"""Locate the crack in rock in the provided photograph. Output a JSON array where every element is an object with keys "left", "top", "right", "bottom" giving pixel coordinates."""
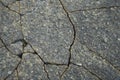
[{"left": 0, "top": 0, "right": 120, "bottom": 80}]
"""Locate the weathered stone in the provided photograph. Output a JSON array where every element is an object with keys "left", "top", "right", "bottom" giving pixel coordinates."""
[{"left": 0, "top": 0, "right": 120, "bottom": 80}]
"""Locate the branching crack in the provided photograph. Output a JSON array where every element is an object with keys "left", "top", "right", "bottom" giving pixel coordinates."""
[
  {"left": 1, "top": 0, "right": 120, "bottom": 80},
  {"left": 18, "top": 1, "right": 51, "bottom": 79},
  {"left": 27, "top": 42, "right": 51, "bottom": 80},
  {"left": 1, "top": 1, "right": 50, "bottom": 79}
]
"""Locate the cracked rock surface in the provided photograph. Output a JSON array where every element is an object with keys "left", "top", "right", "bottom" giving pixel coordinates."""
[{"left": 0, "top": 0, "right": 120, "bottom": 80}]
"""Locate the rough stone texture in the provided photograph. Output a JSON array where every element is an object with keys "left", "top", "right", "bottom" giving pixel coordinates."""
[{"left": 0, "top": 0, "right": 120, "bottom": 80}]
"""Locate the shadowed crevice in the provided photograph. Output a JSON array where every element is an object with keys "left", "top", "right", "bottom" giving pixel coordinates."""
[{"left": 58, "top": 0, "right": 77, "bottom": 79}]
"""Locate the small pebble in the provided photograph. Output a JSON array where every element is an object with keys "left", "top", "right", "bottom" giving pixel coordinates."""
[
  {"left": 77, "top": 63, "right": 82, "bottom": 66},
  {"left": 8, "top": 71, "right": 12, "bottom": 74},
  {"left": 118, "top": 38, "right": 120, "bottom": 41}
]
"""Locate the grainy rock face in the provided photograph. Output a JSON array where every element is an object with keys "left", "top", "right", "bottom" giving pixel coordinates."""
[{"left": 0, "top": 0, "right": 120, "bottom": 80}]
